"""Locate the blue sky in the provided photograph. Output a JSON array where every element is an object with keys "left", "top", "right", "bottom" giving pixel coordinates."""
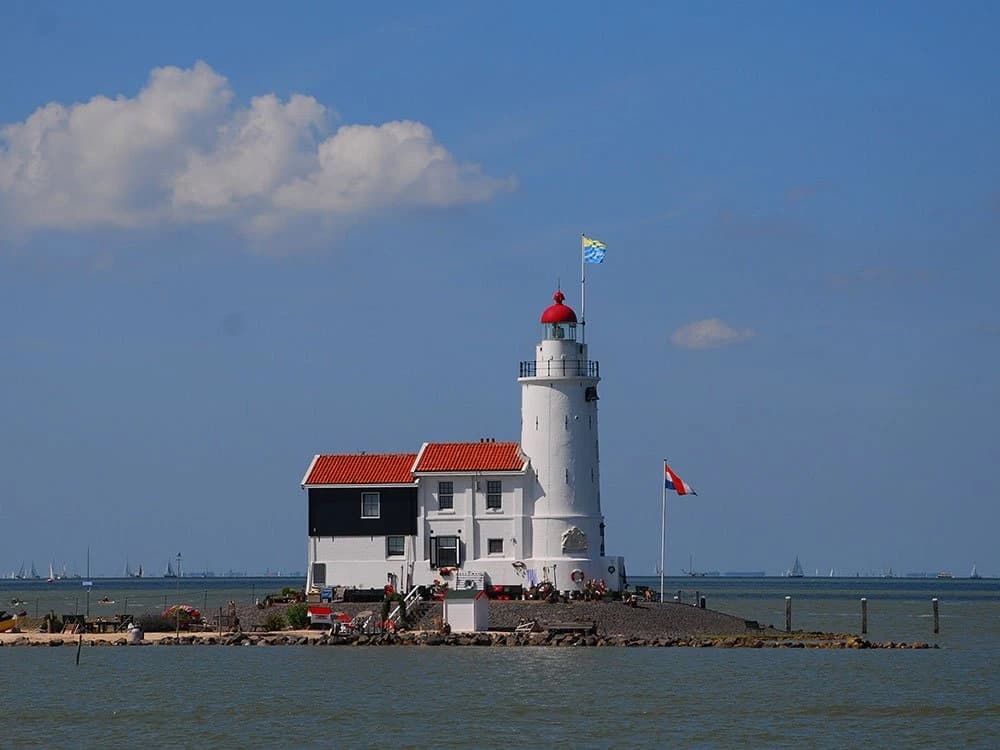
[{"left": 2, "top": 2, "right": 998, "bottom": 577}]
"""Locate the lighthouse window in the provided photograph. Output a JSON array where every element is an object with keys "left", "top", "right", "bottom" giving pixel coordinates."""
[
  {"left": 486, "top": 481, "right": 502, "bottom": 509},
  {"left": 437, "top": 481, "right": 454, "bottom": 510},
  {"left": 361, "top": 492, "right": 380, "bottom": 519}
]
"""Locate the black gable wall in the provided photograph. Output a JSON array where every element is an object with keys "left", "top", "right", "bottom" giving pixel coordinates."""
[{"left": 308, "top": 487, "right": 418, "bottom": 537}]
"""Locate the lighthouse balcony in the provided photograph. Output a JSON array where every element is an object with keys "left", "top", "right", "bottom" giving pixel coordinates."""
[{"left": 519, "top": 360, "right": 599, "bottom": 378}]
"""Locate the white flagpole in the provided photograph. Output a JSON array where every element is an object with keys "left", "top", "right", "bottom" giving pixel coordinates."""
[
  {"left": 580, "top": 234, "right": 586, "bottom": 343},
  {"left": 660, "top": 458, "right": 667, "bottom": 603}
]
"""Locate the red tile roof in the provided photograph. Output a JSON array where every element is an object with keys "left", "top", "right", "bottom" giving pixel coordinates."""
[
  {"left": 414, "top": 442, "right": 525, "bottom": 473},
  {"left": 303, "top": 454, "right": 417, "bottom": 485}
]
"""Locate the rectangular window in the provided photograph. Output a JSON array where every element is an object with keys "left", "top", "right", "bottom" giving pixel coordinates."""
[
  {"left": 312, "top": 562, "right": 326, "bottom": 586},
  {"left": 487, "top": 538, "right": 504, "bottom": 555},
  {"left": 486, "top": 480, "right": 502, "bottom": 510},
  {"left": 386, "top": 535, "right": 405, "bottom": 557},
  {"left": 361, "top": 492, "right": 380, "bottom": 518},
  {"left": 438, "top": 481, "right": 454, "bottom": 510},
  {"left": 433, "top": 536, "right": 460, "bottom": 568}
]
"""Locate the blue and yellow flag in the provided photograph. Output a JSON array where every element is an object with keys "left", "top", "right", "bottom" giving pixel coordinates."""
[{"left": 582, "top": 235, "right": 607, "bottom": 264}]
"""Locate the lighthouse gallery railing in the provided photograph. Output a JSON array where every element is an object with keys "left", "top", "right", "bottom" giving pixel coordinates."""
[{"left": 519, "top": 360, "right": 599, "bottom": 378}]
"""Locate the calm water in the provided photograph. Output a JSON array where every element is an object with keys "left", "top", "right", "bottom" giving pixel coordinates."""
[{"left": 3, "top": 577, "right": 998, "bottom": 748}]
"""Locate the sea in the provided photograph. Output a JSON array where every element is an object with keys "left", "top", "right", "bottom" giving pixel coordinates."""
[{"left": 2, "top": 576, "right": 997, "bottom": 748}]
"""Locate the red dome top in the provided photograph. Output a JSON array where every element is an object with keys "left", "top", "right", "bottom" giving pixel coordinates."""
[{"left": 540, "top": 290, "right": 578, "bottom": 324}]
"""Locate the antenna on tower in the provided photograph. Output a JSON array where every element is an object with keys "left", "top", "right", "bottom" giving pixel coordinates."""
[{"left": 556, "top": 276, "right": 561, "bottom": 291}]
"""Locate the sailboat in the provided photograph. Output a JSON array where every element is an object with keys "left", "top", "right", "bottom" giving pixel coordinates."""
[
  {"left": 970, "top": 563, "right": 982, "bottom": 580},
  {"left": 787, "top": 556, "right": 804, "bottom": 578},
  {"left": 47, "top": 563, "right": 55, "bottom": 583},
  {"left": 164, "top": 560, "right": 177, "bottom": 578},
  {"left": 29, "top": 562, "right": 40, "bottom": 580},
  {"left": 134, "top": 563, "right": 143, "bottom": 578},
  {"left": 124, "top": 559, "right": 133, "bottom": 578},
  {"left": 15, "top": 562, "right": 25, "bottom": 580},
  {"left": 681, "top": 554, "right": 707, "bottom": 577}
]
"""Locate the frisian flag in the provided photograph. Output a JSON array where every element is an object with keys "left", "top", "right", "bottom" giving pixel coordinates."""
[{"left": 664, "top": 463, "right": 697, "bottom": 496}]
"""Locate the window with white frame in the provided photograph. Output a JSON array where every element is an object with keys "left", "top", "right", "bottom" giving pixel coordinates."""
[
  {"left": 432, "top": 536, "right": 460, "bottom": 568},
  {"left": 361, "top": 492, "right": 380, "bottom": 518},
  {"left": 486, "top": 480, "right": 502, "bottom": 510},
  {"left": 438, "top": 481, "right": 454, "bottom": 510},
  {"left": 386, "top": 535, "right": 405, "bottom": 557},
  {"left": 487, "top": 538, "right": 504, "bottom": 555}
]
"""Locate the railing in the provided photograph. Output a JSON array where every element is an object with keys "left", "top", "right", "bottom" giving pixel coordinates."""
[
  {"left": 519, "top": 360, "right": 599, "bottom": 378},
  {"left": 386, "top": 585, "right": 425, "bottom": 627}
]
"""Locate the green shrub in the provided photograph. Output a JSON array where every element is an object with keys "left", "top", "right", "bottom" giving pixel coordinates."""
[
  {"left": 263, "top": 612, "right": 287, "bottom": 631},
  {"left": 138, "top": 613, "right": 176, "bottom": 632},
  {"left": 286, "top": 603, "right": 309, "bottom": 629}
]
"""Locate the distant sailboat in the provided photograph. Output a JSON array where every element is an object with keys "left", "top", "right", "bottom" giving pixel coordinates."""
[
  {"left": 970, "top": 563, "right": 981, "bottom": 580},
  {"left": 164, "top": 560, "right": 177, "bottom": 578},
  {"left": 47, "top": 562, "right": 55, "bottom": 583},
  {"left": 29, "top": 561, "right": 40, "bottom": 580},
  {"left": 830, "top": 568, "right": 835, "bottom": 577},
  {"left": 124, "top": 559, "right": 133, "bottom": 578},
  {"left": 787, "top": 557, "right": 804, "bottom": 578},
  {"left": 134, "top": 563, "right": 143, "bottom": 578}
]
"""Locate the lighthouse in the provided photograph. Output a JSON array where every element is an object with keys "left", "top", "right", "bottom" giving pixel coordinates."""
[
  {"left": 518, "top": 290, "right": 622, "bottom": 589},
  {"left": 300, "top": 287, "right": 624, "bottom": 594}
]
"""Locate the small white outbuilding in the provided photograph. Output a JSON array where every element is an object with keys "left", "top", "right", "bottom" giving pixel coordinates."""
[{"left": 442, "top": 589, "right": 489, "bottom": 633}]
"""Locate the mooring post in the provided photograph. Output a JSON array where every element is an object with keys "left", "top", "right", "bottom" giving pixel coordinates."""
[
  {"left": 75, "top": 631, "right": 83, "bottom": 666},
  {"left": 861, "top": 598, "right": 868, "bottom": 634},
  {"left": 699, "top": 596, "right": 706, "bottom": 609},
  {"left": 932, "top": 598, "right": 939, "bottom": 634},
  {"left": 677, "top": 589, "right": 682, "bottom": 604},
  {"left": 785, "top": 596, "right": 792, "bottom": 632}
]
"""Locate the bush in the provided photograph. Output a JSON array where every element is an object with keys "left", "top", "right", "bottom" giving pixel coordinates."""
[
  {"left": 286, "top": 603, "right": 309, "bottom": 629},
  {"left": 138, "top": 613, "right": 176, "bottom": 632},
  {"left": 263, "top": 612, "right": 287, "bottom": 631}
]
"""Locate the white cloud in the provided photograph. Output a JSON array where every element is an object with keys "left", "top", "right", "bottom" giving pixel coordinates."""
[
  {"left": 0, "top": 61, "right": 513, "bottom": 238},
  {"left": 671, "top": 318, "right": 755, "bottom": 350}
]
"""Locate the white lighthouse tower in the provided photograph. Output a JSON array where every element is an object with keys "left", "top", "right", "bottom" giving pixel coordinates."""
[{"left": 519, "top": 290, "right": 624, "bottom": 590}]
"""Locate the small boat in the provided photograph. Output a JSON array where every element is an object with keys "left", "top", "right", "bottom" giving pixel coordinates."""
[
  {"left": 164, "top": 560, "right": 177, "bottom": 578},
  {"left": 936, "top": 571, "right": 953, "bottom": 579},
  {"left": 970, "top": 564, "right": 981, "bottom": 580},
  {"left": 98, "top": 596, "right": 116, "bottom": 605},
  {"left": 134, "top": 564, "right": 143, "bottom": 578},
  {"left": 787, "top": 556, "right": 804, "bottom": 578},
  {"left": 46, "top": 562, "right": 55, "bottom": 583}
]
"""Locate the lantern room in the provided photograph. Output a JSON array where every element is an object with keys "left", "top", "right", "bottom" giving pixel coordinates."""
[{"left": 539, "top": 290, "right": 578, "bottom": 341}]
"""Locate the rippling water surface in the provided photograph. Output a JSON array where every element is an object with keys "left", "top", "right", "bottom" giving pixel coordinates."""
[{"left": 3, "top": 577, "right": 998, "bottom": 748}]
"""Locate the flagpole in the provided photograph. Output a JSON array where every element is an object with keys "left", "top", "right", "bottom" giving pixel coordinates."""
[
  {"left": 660, "top": 458, "right": 667, "bottom": 603},
  {"left": 580, "top": 234, "right": 586, "bottom": 343}
]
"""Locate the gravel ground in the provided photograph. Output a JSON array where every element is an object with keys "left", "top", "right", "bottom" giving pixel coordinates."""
[{"left": 151, "top": 599, "right": 773, "bottom": 639}]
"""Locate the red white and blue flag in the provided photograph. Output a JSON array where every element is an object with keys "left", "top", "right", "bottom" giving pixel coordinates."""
[{"left": 664, "top": 463, "right": 696, "bottom": 496}]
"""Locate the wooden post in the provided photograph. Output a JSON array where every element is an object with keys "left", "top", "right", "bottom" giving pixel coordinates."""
[
  {"left": 785, "top": 596, "right": 792, "bottom": 632},
  {"left": 861, "top": 598, "right": 868, "bottom": 634},
  {"left": 677, "top": 589, "right": 682, "bottom": 603},
  {"left": 76, "top": 631, "right": 83, "bottom": 666},
  {"left": 932, "top": 598, "right": 939, "bottom": 634},
  {"left": 219, "top": 606, "right": 223, "bottom": 637}
]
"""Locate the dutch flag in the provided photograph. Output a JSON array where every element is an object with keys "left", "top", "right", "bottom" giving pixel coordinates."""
[{"left": 665, "top": 463, "right": 697, "bottom": 496}]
